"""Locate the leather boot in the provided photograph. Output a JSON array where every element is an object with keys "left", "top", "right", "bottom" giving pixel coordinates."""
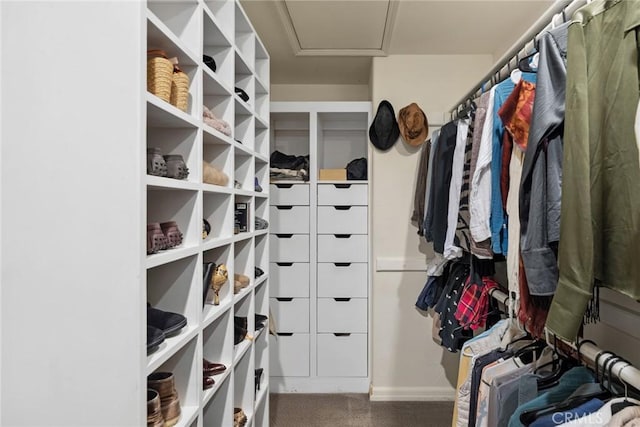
[
  {"left": 148, "top": 372, "right": 181, "bottom": 427},
  {"left": 147, "top": 389, "right": 164, "bottom": 427}
]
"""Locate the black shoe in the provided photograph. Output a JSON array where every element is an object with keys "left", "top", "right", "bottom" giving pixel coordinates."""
[
  {"left": 255, "top": 267, "right": 264, "bottom": 278},
  {"left": 147, "top": 326, "right": 165, "bottom": 354},
  {"left": 255, "top": 368, "right": 264, "bottom": 393},
  {"left": 203, "top": 262, "right": 216, "bottom": 308},
  {"left": 234, "top": 316, "right": 248, "bottom": 345},
  {"left": 255, "top": 314, "right": 268, "bottom": 330},
  {"left": 147, "top": 304, "right": 187, "bottom": 337},
  {"left": 203, "top": 55, "right": 216, "bottom": 73},
  {"left": 255, "top": 217, "right": 268, "bottom": 230}
]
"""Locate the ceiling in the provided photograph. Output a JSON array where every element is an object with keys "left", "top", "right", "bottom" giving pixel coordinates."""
[{"left": 240, "top": 0, "right": 554, "bottom": 85}]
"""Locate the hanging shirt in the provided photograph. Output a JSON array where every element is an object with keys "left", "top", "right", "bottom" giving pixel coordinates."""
[
  {"left": 470, "top": 88, "right": 496, "bottom": 244},
  {"left": 490, "top": 73, "right": 536, "bottom": 255},
  {"left": 454, "top": 110, "right": 476, "bottom": 254},
  {"left": 532, "top": 398, "right": 605, "bottom": 427},
  {"left": 557, "top": 397, "right": 640, "bottom": 426},
  {"left": 467, "top": 92, "right": 494, "bottom": 259},
  {"left": 606, "top": 403, "right": 640, "bottom": 427},
  {"left": 546, "top": 0, "right": 640, "bottom": 341},
  {"left": 444, "top": 118, "right": 470, "bottom": 259},
  {"left": 413, "top": 138, "right": 432, "bottom": 235}
]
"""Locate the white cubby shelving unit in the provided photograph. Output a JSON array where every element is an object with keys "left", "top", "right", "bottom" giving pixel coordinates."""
[
  {"left": 2, "top": 1, "right": 268, "bottom": 425},
  {"left": 268, "top": 102, "right": 372, "bottom": 393}
]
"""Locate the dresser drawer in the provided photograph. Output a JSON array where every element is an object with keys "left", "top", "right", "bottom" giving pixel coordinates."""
[
  {"left": 317, "top": 206, "right": 367, "bottom": 234},
  {"left": 317, "top": 298, "right": 367, "bottom": 333},
  {"left": 270, "top": 333, "right": 310, "bottom": 377},
  {"left": 270, "top": 262, "right": 310, "bottom": 298},
  {"left": 270, "top": 206, "right": 310, "bottom": 234},
  {"left": 317, "top": 263, "right": 367, "bottom": 298},
  {"left": 317, "top": 333, "right": 367, "bottom": 377},
  {"left": 318, "top": 184, "right": 367, "bottom": 206},
  {"left": 317, "top": 234, "right": 367, "bottom": 262},
  {"left": 270, "top": 183, "right": 310, "bottom": 206},
  {"left": 270, "top": 297, "right": 309, "bottom": 333},
  {"left": 270, "top": 234, "right": 309, "bottom": 262}
]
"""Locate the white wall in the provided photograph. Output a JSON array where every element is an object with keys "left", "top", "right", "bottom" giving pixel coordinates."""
[
  {"left": 369, "top": 54, "right": 493, "bottom": 400},
  {"left": 271, "top": 84, "right": 370, "bottom": 102}
]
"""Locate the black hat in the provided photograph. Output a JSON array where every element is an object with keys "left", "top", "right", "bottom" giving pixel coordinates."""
[{"left": 369, "top": 100, "right": 400, "bottom": 151}]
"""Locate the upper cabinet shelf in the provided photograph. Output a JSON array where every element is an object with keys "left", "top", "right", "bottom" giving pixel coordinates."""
[
  {"left": 204, "top": 0, "right": 235, "bottom": 42},
  {"left": 148, "top": 1, "right": 200, "bottom": 57},
  {"left": 147, "top": 9, "right": 199, "bottom": 66},
  {"left": 235, "top": 2, "right": 255, "bottom": 71}
]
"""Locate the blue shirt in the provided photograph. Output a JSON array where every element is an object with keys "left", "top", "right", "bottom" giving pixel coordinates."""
[
  {"left": 490, "top": 73, "right": 536, "bottom": 254},
  {"left": 529, "top": 398, "right": 604, "bottom": 427}
]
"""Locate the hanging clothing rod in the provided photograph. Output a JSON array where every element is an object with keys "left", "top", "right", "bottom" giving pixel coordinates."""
[
  {"left": 449, "top": 0, "right": 587, "bottom": 115},
  {"left": 487, "top": 287, "right": 640, "bottom": 393}
]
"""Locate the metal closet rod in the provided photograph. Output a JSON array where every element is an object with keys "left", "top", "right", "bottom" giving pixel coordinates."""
[
  {"left": 487, "top": 287, "right": 640, "bottom": 393},
  {"left": 449, "top": 0, "right": 588, "bottom": 116}
]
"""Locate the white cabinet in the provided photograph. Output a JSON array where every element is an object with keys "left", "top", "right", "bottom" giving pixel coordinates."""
[{"left": 268, "top": 102, "right": 371, "bottom": 393}]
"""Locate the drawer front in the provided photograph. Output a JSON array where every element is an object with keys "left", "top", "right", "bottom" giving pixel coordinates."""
[
  {"left": 270, "top": 298, "right": 310, "bottom": 333},
  {"left": 270, "top": 262, "right": 310, "bottom": 298},
  {"left": 270, "top": 234, "right": 309, "bottom": 262},
  {"left": 317, "top": 333, "right": 367, "bottom": 377},
  {"left": 270, "top": 333, "right": 310, "bottom": 377},
  {"left": 318, "top": 184, "right": 367, "bottom": 206},
  {"left": 317, "top": 206, "right": 367, "bottom": 234},
  {"left": 270, "top": 206, "right": 310, "bottom": 234},
  {"left": 317, "top": 234, "right": 367, "bottom": 262},
  {"left": 317, "top": 263, "right": 367, "bottom": 298},
  {"left": 317, "top": 298, "right": 367, "bottom": 333},
  {"left": 270, "top": 184, "right": 310, "bottom": 206}
]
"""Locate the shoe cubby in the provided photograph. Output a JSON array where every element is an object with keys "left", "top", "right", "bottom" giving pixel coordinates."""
[
  {"left": 147, "top": 16, "right": 200, "bottom": 119},
  {"left": 255, "top": 158, "right": 268, "bottom": 195},
  {"left": 233, "top": 347, "right": 255, "bottom": 422},
  {"left": 203, "top": 244, "right": 233, "bottom": 319},
  {"left": 255, "top": 120, "right": 269, "bottom": 159},
  {"left": 148, "top": 0, "right": 200, "bottom": 56},
  {"left": 202, "top": 311, "right": 233, "bottom": 404},
  {"left": 234, "top": 237, "right": 255, "bottom": 295},
  {"left": 254, "top": 197, "right": 268, "bottom": 233},
  {"left": 203, "top": 373, "right": 233, "bottom": 427},
  {"left": 254, "top": 394, "right": 269, "bottom": 427},
  {"left": 203, "top": 137, "right": 233, "bottom": 191},
  {"left": 235, "top": 107, "right": 255, "bottom": 150},
  {"left": 147, "top": 189, "right": 199, "bottom": 265},
  {"left": 255, "top": 82, "right": 269, "bottom": 126},
  {"left": 203, "top": 85, "right": 233, "bottom": 142},
  {"left": 254, "top": 233, "right": 268, "bottom": 278},
  {"left": 204, "top": 0, "right": 234, "bottom": 42},
  {"left": 149, "top": 336, "right": 200, "bottom": 426},
  {"left": 255, "top": 39, "right": 269, "bottom": 107},
  {"left": 234, "top": 151, "right": 254, "bottom": 192},
  {"left": 255, "top": 324, "right": 268, "bottom": 373},
  {"left": 203, "top": 7, "right": 234, "bottom": 91},
  {"left": 203, "top": 193, "right": 233, "bottom": 246},
  {"left": 235, "top": 3, "right": 255, "bottom": 71},
  {"left": 147, "top": 126, "right": 200, "bottom": 185},
  {"left": 317, "top": 112, "right": 369, "bottom": 180}
]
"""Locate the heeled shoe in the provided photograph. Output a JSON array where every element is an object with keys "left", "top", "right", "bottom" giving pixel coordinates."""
[
  {"left": 211, "top": 264, "right": 228, "bottom": 305},
  {"left": 203, "top": 262, "right": 215, "bottom": 307},
  {"left": 254, "top": 368, "right": 264, "bottom": 394}
]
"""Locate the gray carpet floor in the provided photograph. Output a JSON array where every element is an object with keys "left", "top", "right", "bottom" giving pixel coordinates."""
[{"left": 269, "top": 394, "right": 454, "bottom": 427}]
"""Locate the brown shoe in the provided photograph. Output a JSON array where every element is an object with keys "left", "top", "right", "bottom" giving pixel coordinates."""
[
  {"left": 234, "top": 408, "right": 247, "bottom": 427},
  {"left": 203, "top": 359, "right": 226, "bottom": 376},
  {"left": 211, "top": 264, "right": 228, "bottom": 305},
  {"left": 148, "top": 372, "right": 181, "bottom": 427},
  {"left": 203, "top": 376, "right": 215, "bottom": 390},
  {"left": 147, "top": 389, "right": 164, "bottom": 427},
  {"left": 233, "top": 273, "right": 250, "bottom": 294}
]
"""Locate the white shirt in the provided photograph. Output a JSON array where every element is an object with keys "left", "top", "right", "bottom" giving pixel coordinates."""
[
  {"left": 635, "top": 99, "right": 640, "bottom": 170},
  {"left": 559, "top": 397, "right": 640, "bottom": 426},
  {"left": 506, "top": 144, "right": 524, "bottom": 298},
  {"left": 444, "top": 117, "right": 469, "bottom": 260},
  {"left": 469, "top": 87, "right": 496, "bottom": 242}
]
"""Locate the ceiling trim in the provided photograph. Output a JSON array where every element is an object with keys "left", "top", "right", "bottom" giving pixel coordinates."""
[{"left": 275, "top": 0, "right": 399, "bottom": 57}]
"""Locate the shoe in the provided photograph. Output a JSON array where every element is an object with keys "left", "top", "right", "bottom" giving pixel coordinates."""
[
  {"left": 234, "top": 317, "right": 248, "bottom": 345},
  {"left": 255, "top": 217, "right": 269, "bottom": 230},
  {"left": 235, "top": 87, "right": 250, "bottom": 102},
  {"left": 203, "top": 54, "right": 216, "bottom": 73},
  {"left": 147, "top": 148, "right": 168, "bottom": 177},
  {"left": 254, "top": 177, "right": 263, "bottom": 192},
  {"left": 203, "top": 359, "right": 226, "bottom": 376},
  {"left": 203, "top": 376, "right": 215, "bottom": 390},
  {"left": 147, "top": 389, "right": 164, "bottom": 427},
  {"left": 211, "top": 264, "right": 228, "bottom": 305},
  {"left": 203, "top": 219, "right": 211, "bottom": 240},
  {"left": 147, "top": 326, "right": 166, "bottom": 354},
  {"left": 233, "top": 273, "right": 250, "bottom": 294},
  {"left": 234, "top": 180, "right": 242, "bottom": 189},
  {"left": 254, "top": 314, "right": 268, "bottom": 330},
  {"left": 147, "top": 223, "right": 168, "bottom": 255},
  {"left": 255, "top": 368, "right": 264, "bottom": 393},
  {"left": 147, "top": 372, "right": 181, "bottom": 427},
  {"left": 254, "top": 267, "right": 264, "bottom": 278},
  {"left": 163, "top": 154, "right": 189, "bottom": 180},
  {"left": 147, "top": 304, "right": 187, "bottom": 337},
  {"left": 234, "top": 408, "right": 247, "bottom": 427},
  {"left": 203, "top": 262, "right": 215, "bottom": 307},
  {"left": 159, "top": 221, "right": 183, "bottom": 249}
]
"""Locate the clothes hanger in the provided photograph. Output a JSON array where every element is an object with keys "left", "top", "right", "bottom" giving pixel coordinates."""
[{"left": 510, "top": 54, "right": 523, "bottom": 83}]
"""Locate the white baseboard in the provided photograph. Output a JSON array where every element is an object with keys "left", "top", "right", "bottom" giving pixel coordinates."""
[{"left": 369, "top": 386, "right": 455, "bottom": 402}]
